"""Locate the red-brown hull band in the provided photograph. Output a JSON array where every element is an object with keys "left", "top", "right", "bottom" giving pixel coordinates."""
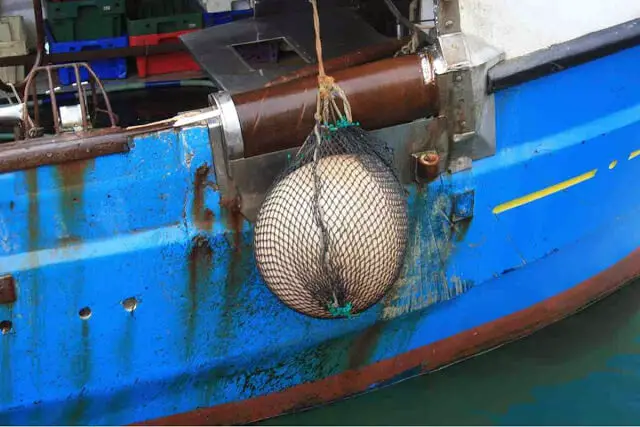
[{"left": 137, "top": 248, "right": 640, "bottom": 426}]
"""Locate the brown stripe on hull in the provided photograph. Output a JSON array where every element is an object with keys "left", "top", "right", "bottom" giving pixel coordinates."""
[{"left": 136, "top": 248, "right": 640, "bottom": 426}]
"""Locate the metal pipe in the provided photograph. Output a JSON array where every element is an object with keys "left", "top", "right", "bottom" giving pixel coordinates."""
[
  {"left": 32, "top": 0, "right": 45, "bottom": 55},
  {"left": 264, "top": 37, "right": 410, "bottom": 87},
  {"left": 233, "top": 52, "right": 438, "bottom": 158},
  {"left": 73, "top": 64, "right": 89, "bottom": 130}
]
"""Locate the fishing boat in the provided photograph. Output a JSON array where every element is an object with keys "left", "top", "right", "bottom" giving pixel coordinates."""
[{"left": 1, "top": 0, "right": 640, "bottom": 424}]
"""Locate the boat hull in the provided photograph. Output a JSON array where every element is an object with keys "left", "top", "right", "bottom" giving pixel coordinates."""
[{"left": 1, "top": 32, "right": 640, "bottom": 427}]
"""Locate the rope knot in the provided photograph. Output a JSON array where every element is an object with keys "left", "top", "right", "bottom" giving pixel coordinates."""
[{"left": 318, "top": 75, "right": 335, "bottom": 99}]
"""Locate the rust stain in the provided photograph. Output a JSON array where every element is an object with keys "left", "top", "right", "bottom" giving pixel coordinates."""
[
  {"left": 220, "top": 197, "right": 243, "bottom": 252},
  {"left": 55, "top": 159, "right": 95, "bottom": 244},
  {"left": 215, "top": 196, "right": 250, "bottom": 351},
  {"left": 186, "top": 234, "right": 213, "bottom": 358},
  {"left": 347, "top": 322, "right": 384, "bottom": 370},
  {"left": 192, "top": 164, "right": 216, "bottom": 230},
  {"left": 0, "top": 275, "right": 17, "bottom": 305},
  {"left": 26, "top": 169, "right": 39, "bottom": 251}
]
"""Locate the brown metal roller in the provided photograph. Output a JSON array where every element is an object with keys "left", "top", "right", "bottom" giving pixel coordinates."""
[
  {"left": 264, "top": 37, "right": 410, "bottom": 87},
  {"left": 233, "top": 52, "right": 439, "bottom": 158}
]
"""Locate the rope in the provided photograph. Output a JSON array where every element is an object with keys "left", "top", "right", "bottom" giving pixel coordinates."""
[
  {"left": 394, "top": 0, "right": 419, "bottom": 57},
  {"left": 309, "top": 0, "right": 353, "bottom": 127}
]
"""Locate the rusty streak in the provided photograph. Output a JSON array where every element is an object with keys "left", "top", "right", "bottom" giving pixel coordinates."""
[
  {"left": 220, "top": 197, "right": 243, "bottom": 252},
  {"left": 136, "top": 246, "right": 640, "bottom": 426},
  {"left": 347, "top": 322, "right": 384, "bottom": 371},
  {"left": 193, "top": 164, "right": 215, "bottom": 230},
  {"left": 0, "top": 275, "right": 17, "bottom": 305},
  {"left": 186, "top": 235, "right": 214, "bottom": 359},
  {"left": 26, "top": 169, "right": 39, "bottom": 252},
  {"left": 55, "top": 159, "right": 94, "bottom": 243}
]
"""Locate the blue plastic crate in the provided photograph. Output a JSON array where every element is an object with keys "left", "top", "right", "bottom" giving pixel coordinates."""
[
  {"left": 46, "top": 22, "right": 128, "bottom": 86},
  {"left": 203, "top": 8, "right": 252, "bottom": 27}
]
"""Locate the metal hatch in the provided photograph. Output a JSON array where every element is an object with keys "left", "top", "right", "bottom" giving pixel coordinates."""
[{"left": 179, "top": 1, "right": 391, "bottom": 94}]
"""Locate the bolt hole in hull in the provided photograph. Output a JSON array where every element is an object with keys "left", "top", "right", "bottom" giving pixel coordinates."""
[{"left": 0, "top": 9, "right": 640, "bottom": 427}]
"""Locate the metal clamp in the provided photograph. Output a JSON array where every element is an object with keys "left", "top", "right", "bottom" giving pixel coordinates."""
[
  {"left": 430, "top": 0, "right": 504, "bottom": 173},
  {"left": 210, "top": 91, "right": 245, "bottom": 162}
]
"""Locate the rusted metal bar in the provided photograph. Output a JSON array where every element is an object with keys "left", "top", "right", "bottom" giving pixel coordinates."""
[
  {"left": 32, "top": 0, "right": 45, "bottom": 55},
  {"left": 31, "top": 80, "right": 39, "bottom": 125},
  {"left": 20, "top": 63, "right": 119, "bottom": 137},
  {"left": 46, "top": 67, "right": 60, "bottom": 134},
  {"left": 74, "top": 64, "right": 89, "bottom": 130},
  {"left": 0, "top": 130, "right": 130, "bottom": 173},
  {"left": 264, "top": 37, "right": 409, "bottom": 87},
  {"left": 83, "top": 64, "right": 118, "bottom": 128},
  {"left": 234, "top": 52, "right": 439, "bottom": 158}
]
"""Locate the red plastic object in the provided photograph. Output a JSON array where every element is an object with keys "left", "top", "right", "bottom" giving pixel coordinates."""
[{"left": 129, "top": 29, "right": 200, "bottom": 78}]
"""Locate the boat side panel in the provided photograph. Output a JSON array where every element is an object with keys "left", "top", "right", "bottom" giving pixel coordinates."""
[{"left": 0, "top": 44, "right": 639, "bottom": 424}]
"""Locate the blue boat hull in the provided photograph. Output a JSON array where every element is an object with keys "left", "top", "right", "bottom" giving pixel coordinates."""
[{"left": 1, "top": 41, "right": 640, "bottom": 425}]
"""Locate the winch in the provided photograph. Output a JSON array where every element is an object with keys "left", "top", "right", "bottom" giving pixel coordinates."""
[{"left": 204, "top": 34, "right": 502, "bottom": 221}]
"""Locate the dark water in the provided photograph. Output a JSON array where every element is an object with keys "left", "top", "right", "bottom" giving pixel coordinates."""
[{"left": 263, "top": 280, "right": 640, "bottom": 425}]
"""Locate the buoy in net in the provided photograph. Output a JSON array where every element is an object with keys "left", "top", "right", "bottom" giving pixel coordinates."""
[{"left": 254, "top": 152, "right": 408, "bottom": 319}]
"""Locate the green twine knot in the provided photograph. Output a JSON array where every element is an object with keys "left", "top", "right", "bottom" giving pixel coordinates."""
[
  {"left": 328, "top": 301, "right": 353, "bottom": 318},
  {"left": 327, "top": 118, "right": 360, "bottom": 132}
]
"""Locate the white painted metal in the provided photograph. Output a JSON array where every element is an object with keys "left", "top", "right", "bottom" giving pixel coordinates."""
[{"left": 423, "top": 0, "right": 640, "bottom": 59}]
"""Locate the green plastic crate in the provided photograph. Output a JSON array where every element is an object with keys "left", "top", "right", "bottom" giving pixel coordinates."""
[
  {"left": 135, "top": 0, "right": 194, "bottom": 18},
  {"left": 46, "top": 0, "right": 125, "bottom": 42},
  {"left": 127, "top": 12, "right": 202, "bottom": 36}
]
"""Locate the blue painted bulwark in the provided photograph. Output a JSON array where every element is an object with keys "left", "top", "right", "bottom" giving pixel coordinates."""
[{"left": 1, "top": 42, "right": 640, "bottom": 424}]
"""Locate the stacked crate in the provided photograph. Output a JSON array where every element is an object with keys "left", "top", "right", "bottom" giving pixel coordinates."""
[
  {"left": 41, "top": 0, "right": 255, "bottom": 81},
  {"left": 45, "top": 0, "right": 128, "bottom": 85},
  {"left": 200, "top": 0, "right": 253, "bottom": 27},
  {"left": 0, "top": 16, "right": 28, "bottom": 84},
  {"left": 127, "top": 0, "right": 203, "bottom": 77}
]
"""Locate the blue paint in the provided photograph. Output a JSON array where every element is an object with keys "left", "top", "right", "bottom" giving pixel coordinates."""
[{"left": 0, "top": 42, "right": 639, "bottom": 425}]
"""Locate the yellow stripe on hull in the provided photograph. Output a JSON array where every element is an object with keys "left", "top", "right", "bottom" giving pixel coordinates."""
[{"left": 493, "top": 169, "right": 598, "bottom": 215}]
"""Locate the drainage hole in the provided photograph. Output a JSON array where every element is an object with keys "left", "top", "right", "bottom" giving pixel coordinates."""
[
  {"left": 122, "top": 297, "right": 138, "bottom": 313},
  {"left": 78, "top": 307, "right": 92, "bottom": 320},
  {"left": 0, "top": 320, "right": 12, "bottom": 334}
]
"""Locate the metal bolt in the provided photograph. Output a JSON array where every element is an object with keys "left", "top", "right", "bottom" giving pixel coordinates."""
[
  {"left": 79, "top": 307, "right": 92, "bottom": 320},
  {"left": 445, "top": 20, "right": 454, "bottom": 28},
  {"left": 460, "top": 120, "right": 467, "bottom": 128},
  {"left": 455, "top": 74, "right": 463, "bottom": 82},
  {"left": 122, "top": 297, "right": 138, "bottom": 313}
]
